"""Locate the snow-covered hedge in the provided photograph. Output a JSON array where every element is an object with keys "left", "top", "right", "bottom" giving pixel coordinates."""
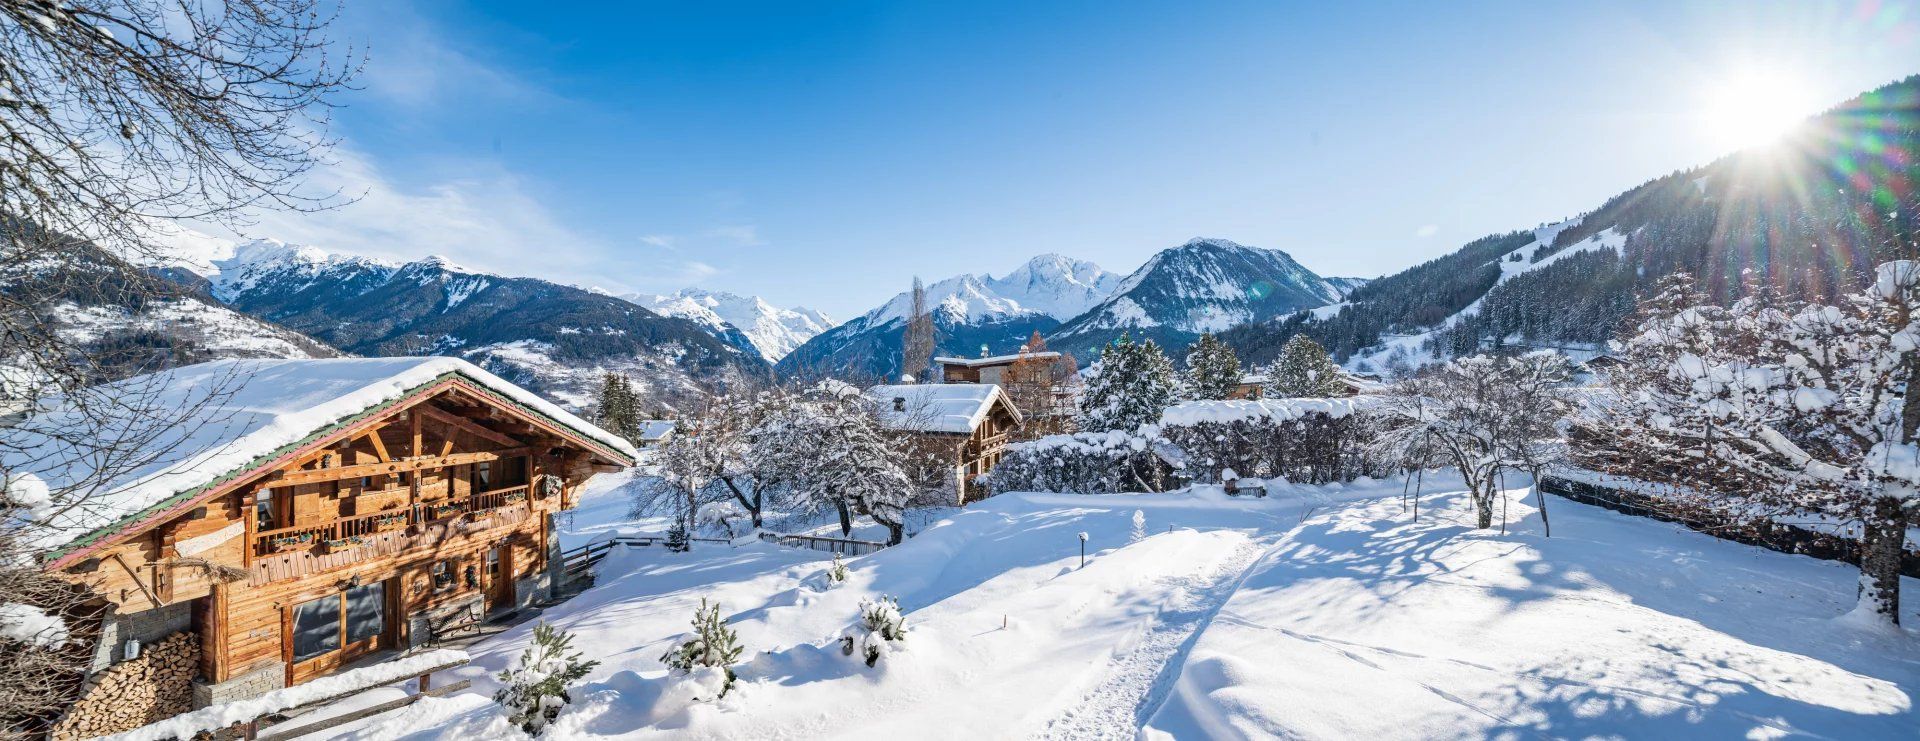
[
  {"left": 983, "top": 429, "right": 1175, "bottom": 494},
  {"left": 1158, "top": 397, "right": 1385, "bottom": 485}
]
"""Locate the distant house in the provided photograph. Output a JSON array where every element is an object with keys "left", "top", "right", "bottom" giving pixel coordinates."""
[
  {"left": 2, "top": 357, "right": 634, "bottom": 733},
  {"left": 934, "top": 350, "right": 1062, "bottom": 386},
  {"left": 867, "top": 383, "right": 1023, "bottom": 504},
  {"left": 634, "top": 420, "right": 678, "bottom": 447},
  {"left": 1230, "top": 373, "right": 1270, "bottom": 400},
  {"left": 1234, "top": 371, "right": 1383, "bottom": 400}
]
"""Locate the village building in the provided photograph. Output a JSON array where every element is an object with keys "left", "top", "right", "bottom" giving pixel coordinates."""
[
  {"left": 867, "top": 383, "right": 1023, "bottom": 504},
  {"left": 634, "top": 420, "right": 678, "bottom": 447},
  {"left": 3, "top": 357, "right": 634, "bottom": 736},
  {"left": 934, "top": 350, "right": 1062, "bottom": 386}
]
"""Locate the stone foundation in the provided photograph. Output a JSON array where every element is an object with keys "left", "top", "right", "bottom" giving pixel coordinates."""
[
  {"left": 89, "top": 601, "right": 193, "bottom": 672},
  {"left": 192, "top": 661, "right": 286, "bottom": 708},
  {"left": 51, "top": 631, "right": 199, "bottom": 740}
]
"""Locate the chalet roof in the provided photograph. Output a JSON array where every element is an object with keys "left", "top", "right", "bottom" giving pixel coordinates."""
[
  {"left": 933, "top": 351, "right": 1061, "bottom": 368},
  {"left": 636, "top": 420, "right": 677, "bottom": 442},
  {"left": 1, "top": 357, "right": 638, "bottom": 557},
  {"left": 866, "top": 383, "right": 1020, "bottom": 434}
]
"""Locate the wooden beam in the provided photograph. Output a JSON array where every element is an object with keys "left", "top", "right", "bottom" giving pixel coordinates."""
[
  {"left": 270, "top": 448, "right": 530, "bottom": 487},
  {"left": 410, "top": 411, "right": 423, "bottom": 460},
  {"left": 363, "top": 430, "right": 392, "bottom": 463},
  {"left": 415, "top": 404, "right": 526, "bottom": 449}
]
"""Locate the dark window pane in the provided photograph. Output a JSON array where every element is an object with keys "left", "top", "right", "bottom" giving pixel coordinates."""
[
  {"left": 344, "top": 583, "right": 385, "bottom": 643},
  {"left": 292, "top": 595, "right": 340, "bottom": 662}
]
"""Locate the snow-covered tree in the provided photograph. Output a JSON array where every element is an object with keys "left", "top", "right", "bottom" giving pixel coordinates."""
[
  {"left": 1184, "top": 332, "right": 1243, "bottom": 400},
  {"left": 901, "top": 276, "right": 935, "bottom": 382},
  {"left": 1079, "top": 333, "right": 1178, "bottom": 432},
  {"left": 659, "top": 599, "right": 744, "bottom": 700},
  {"left": 1582, "top": 264, "right": 1920, "bottom": 626},
  {"left": 495, "top": 622, "right": 600, "bottom": 736},
  {"left": 826, "top": 553, "right": 850, "bottom": 587},
  {"left": 841, "top": 595, "right": 908, "bottom": 667},
  {"left": 1263, "top": 335, "right": 1346, "bottom": 398},
  {"left": 1372, "top": 352, "right": 1574, "bottom": 530},
  {"left": 596, "top": 372, "right": 641, "bottom": 442},
  {"left": 750, "top": 383, "right": 914, "bottom": 544},
  {"left": 664, "top": 521, "right": 690, "bottom": 553},
  {"left": 653, "top": 392, "right": 771, "bottom": 531}
]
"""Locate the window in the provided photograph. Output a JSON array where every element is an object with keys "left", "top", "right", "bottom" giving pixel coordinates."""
[
  {"left": 473, "top": 461, "right": 494, "bottom": 491},
  {"left": 254, "top": 493, "right": 275, "bottom": 531},
  {"left": 291, "top": 595, "right": 341, "bottom": 662},
  {"left": 344, "top": 583, "right": 385, "bottom": 643},
  {"left": 487, "top": 546, "right": 502, "bottom": 580},
  {"left": 431, "top": 561, "right": 453, "bottom": 592},
  {"left": 398, "top": 471, "right": 413, "bottom": 487}
]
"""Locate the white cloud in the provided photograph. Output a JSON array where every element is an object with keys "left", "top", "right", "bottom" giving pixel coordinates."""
[
  {"left": 639, "top": 234, "right": 677, "bottom": 249},
  {"left": 706, "top": 225, "right": 764, "bottom": 246},
  {"left": 1415, "top": 224, "right": 1440, "bottom": 238}
]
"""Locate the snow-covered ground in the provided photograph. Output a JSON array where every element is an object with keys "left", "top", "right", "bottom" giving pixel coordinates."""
[{"left": 316, "top": 473, "right": 1917, "bottom": 739}]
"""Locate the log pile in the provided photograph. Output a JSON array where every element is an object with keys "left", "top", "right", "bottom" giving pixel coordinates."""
[{"left": 50, "top": 632, "right": 200, "bottom": 740}]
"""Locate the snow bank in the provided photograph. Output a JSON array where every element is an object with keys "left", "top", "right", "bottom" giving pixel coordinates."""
[
  {"left": 0, "top": 602, "right": 67, "bottom": 647},
  {"left": 101, "top": 649, "right": 469, "bottom": 741}
]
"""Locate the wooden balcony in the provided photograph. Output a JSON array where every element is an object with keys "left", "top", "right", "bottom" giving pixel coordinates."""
[{"left": 252, "top": 484, "right": 533, "bottom": 558}]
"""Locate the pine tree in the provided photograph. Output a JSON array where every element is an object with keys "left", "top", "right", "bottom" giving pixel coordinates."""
[
  {"left": 1263, "top": 335, "right": 1345, "bottom": 398},
  {"left": 841, "top": 595, "right": 908, "bottom": 667},
  {"left": 494, "top": 622, "right": 600, "bottom": 736},
  {"left": 1078, "top": 333, "right": 1178, "bottom": 432},
  {"left": 659, "top": 598, "right": 744, "bottom": 699},
  {"left": 1183, "top": 332, "right": 1243, "bottom": 400},
  {"left": 597, "top": 372, "right": 640, "bottom": 442}
]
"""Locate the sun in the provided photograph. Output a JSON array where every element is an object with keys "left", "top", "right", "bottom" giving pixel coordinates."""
[{"left": 1700, "top": 70, "right": 1818, "bottom": 151}]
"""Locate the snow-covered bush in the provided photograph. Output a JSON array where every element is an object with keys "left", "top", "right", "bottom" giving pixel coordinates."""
[
  {"left": 696, "top": 500, "right": 746, "bottom": 538},
  {"left": 659, "top": 598, "right": 744, "bottom": 700},
  {"left": 841, "top": 596, "right": 908, "bottom": 667},
  {"left": 1079, "top": 333, "right": 1179, "bottom": 432},
  {"left": 495, "top": 622, "right": 600, "bottom": 735},
  {"left": 1158, "top": 397, "right": 1383, "bottom": 485},
  {"left": 984, "top": 429, "right": 1174, "bottom": 494},
  {"left": 826, "top": 553, "right": 850, "bottom": 587}
]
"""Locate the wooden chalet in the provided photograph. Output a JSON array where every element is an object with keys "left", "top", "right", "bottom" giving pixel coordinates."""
[
  {"left": 934, "top": 350, "right": 1061, "bottom": 386},
  {"left": 867, "top": 383, "right": 1023, "bottom": 503},
  {"left": 6, "top": 357, "right": 634, "bottom": 734}
]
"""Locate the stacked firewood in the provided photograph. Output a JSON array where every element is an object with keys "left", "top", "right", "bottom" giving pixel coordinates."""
[{"left": 50, "top": 632, "right": 200, "bottom": 740}]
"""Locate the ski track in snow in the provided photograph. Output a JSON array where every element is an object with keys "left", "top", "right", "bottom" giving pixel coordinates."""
[{"left": 1032, "top": 537, "right": 1277, "bottom": 740}]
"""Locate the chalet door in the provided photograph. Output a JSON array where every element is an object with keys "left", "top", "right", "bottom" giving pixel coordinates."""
[
  {"left": 288, "top": 581, "right": 388, "bottom": 684},
  {"left": 485, "top": 544, "right": 513, "bottom": 610}
]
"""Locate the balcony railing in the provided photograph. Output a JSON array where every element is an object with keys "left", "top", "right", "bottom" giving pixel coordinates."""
[{"left": 253, "top": 484, "right": 531, "bottom": 557}]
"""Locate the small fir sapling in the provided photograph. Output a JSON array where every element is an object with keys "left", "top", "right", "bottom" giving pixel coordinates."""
[
  {"left": 665, "top": 521, "right": 690, "bottom": 553},
  {"left": 495, "top": 622, "right": 600, "bottom": 736},
  {"left": 1130, "top": 510, "right": 1147, "bottom": 543},
  {"left": 826, "top": 553, "right": 850, "bottom": 586},
  {"left": 841, "top": 595, "right": 908, "bottom": 667},
  {"left": 659, "top": 598, "right": 744, "bottom": 700}
]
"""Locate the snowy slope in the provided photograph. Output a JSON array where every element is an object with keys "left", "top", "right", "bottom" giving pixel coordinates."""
[
  {"left": 1048, "top": 237, "right": 1343, "bottom": 357},
  {"left": 776, "top": 254, "right": 1121, "bottom": 379},
  {"left": 169, "top": 238, "right": 769, "bottom": 410},
  {"left": 318, "top": 474, "right": 1918, "bottom": 739},
  {"left": 624, "top": 288, "right": 832, "bottom": 363}
]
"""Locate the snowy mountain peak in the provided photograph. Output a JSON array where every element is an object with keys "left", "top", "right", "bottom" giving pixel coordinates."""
[
  {"left": 864, "top": 255, "right": 1123, "bottom": 327},
  {"left": 1049, "top": 237, "right": 1340, "bottom": 352},
  {"left": 625, "top": 288, "right": 833, "bottom": 363}
]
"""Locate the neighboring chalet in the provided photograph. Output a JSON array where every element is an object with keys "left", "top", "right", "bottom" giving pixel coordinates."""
[
  {"left": 634, "top": 420, "right": 678, "bottom": 447},
  {"left": 934, "top": 350, "right": 1060, "bottom": 385},
  {"left": 3, "top": 357, "right": 634, "bottom": 736},
  {"left": 867, "top": 384, "right": 1022, "bottom": 504},
  {"left": 1232, "top": 371, "right": 1383, "bottom": 400}
]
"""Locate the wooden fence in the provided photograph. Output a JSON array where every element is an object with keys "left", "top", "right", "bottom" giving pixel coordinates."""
[
  {"left": 756, "top": 531, "right": 889, "bottom": 556},
  {"left": 556, "top": 534, "right": 731, "bottom": 588}
]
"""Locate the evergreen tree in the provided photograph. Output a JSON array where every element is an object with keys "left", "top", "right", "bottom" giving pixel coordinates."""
[
  {"left": 659, "top": 598, "right": 745, "bottom": 699},
  {"left": 1183, "top": 332, "right": 1243, "bottom": 400},
  {"left": 495, "top": 622, "right": 600, "bottom": 736},
  {"left": 1263, "top": 335, "right": 1345, "bottom": 398},
  {"left": 596, "top": 372, "right": 640, "bottom": 442},
  {"left": 1078, "top": 333, "right": 1178, "bottom": 432}
]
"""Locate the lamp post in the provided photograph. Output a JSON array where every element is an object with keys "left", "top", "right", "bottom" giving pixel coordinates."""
[{"left": 1078, "top": 531, "right": 1088, "bottom": 568}]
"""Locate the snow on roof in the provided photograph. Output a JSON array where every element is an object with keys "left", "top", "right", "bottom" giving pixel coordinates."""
[
  {"left": 2, "top": 357, "right": 637, "bottom": 555},
  {"left": 636, "top": 420, "right": 677, "bottom": 441},
  {"left": 1160, "top": 397, "right": 1373, "bottom": 427},
  {"left": 866, "top": 383, "right": 1017, "bottom": 434},
  {"left": 934, "top": 351, "right": 1062, "bottom": 367}
]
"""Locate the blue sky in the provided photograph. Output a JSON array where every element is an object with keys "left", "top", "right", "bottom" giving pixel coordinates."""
[{"left": 234, "top": 0, "right": 1920, "bottom": 319}]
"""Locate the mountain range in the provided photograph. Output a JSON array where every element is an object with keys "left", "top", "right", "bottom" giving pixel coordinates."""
[{"left": 623, "top": 289, "right": 832, "bottom": 363}]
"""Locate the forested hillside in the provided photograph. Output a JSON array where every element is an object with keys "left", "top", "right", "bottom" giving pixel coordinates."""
[{"left": 1227, "top": 75, "right": 1920, "bottom": 369}]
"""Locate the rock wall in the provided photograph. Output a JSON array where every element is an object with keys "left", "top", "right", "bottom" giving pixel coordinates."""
[{"left": 51, "top": 631, "right": 199, "bottom": 740}]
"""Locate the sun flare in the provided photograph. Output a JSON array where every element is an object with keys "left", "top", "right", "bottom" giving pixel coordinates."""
[{"left": 1701, "top": 70, "right": 1818, "bottom": 151}]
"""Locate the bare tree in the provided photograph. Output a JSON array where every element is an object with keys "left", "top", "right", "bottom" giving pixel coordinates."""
[
  {"left": 0, "top": 1, "right": 355, "bottom": 734},
  {"left": 900, "top": 276, "right": 934, "bottom": 383}
]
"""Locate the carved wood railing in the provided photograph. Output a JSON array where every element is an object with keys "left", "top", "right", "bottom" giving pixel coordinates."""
[{"left": 252, "top": 484, "right": 532, "bottom": 556}]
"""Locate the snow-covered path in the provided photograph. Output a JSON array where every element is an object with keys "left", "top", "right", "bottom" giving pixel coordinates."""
[{"left": 1035, "top": 538, "right": 1270, "bottom": 740}]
